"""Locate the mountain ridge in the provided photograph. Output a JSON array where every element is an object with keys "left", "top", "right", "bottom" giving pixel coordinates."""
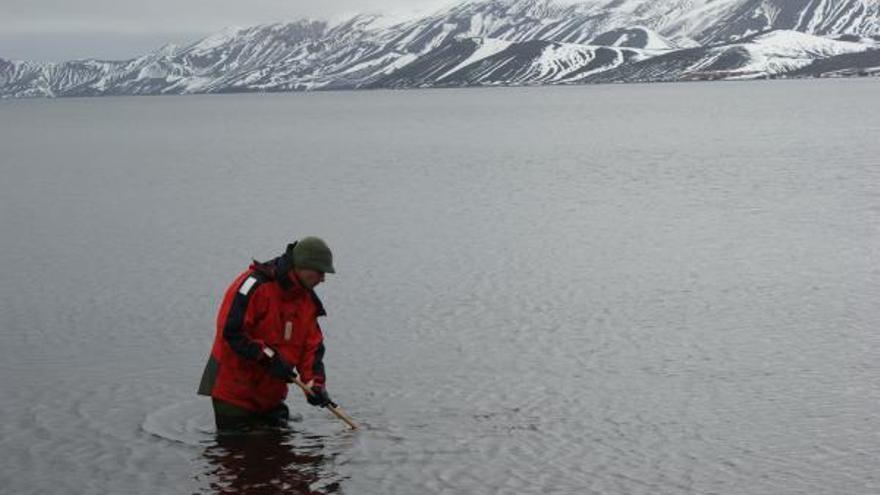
[{"left": 2, "top": 0, "right": 879, "bottom": 97}]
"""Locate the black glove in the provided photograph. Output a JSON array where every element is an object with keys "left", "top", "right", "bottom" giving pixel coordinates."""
[
  {"left": 260, "top": 347, "right": 298, "bottom": 382},
  {"left": 306, "top": 385, "right": 332, "bottom": 408}
]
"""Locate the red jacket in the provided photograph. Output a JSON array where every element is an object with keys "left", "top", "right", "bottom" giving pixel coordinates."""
[{"left": 197, "top": 257, "right": 327, "bottom": 412}]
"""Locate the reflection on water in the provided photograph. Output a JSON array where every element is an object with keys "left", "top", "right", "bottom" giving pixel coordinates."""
[{"left": 202, "top": 430, "right": 341, "bottom": 495}]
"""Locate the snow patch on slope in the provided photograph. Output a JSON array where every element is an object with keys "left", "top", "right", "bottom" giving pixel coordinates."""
[
  {"left": 188, "top": 27, "right": 246, "bottom": 54},
  {"left": 738, "top": 29, "right": 872, "bottom": 73},
  {"left": 535, "top": 43, "right": 592, "bottom": 77},
  {"left": 440, "top": 37, "right": 513, "bottom": 79}
]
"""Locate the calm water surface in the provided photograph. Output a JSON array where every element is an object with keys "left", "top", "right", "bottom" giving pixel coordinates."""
[{"left": 1, "top": 80, "right": 879, "bottom": 494}]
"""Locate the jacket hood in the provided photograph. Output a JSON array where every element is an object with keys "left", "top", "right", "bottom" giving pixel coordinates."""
[{"left": 251, "top": 254, "right": 327, "bottom": 317}]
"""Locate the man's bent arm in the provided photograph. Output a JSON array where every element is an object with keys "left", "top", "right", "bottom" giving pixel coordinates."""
[{"left": 222, "top": 275, "right": 268, "bottom": 361}]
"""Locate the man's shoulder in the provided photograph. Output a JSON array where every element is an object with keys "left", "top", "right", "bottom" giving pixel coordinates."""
[{"left": 228, "top": 268, "right": 273, "bottom": 297}]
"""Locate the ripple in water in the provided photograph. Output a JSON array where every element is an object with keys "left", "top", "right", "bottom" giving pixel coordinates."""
[{"left": 141, "top": 399, "right": 216, "bottom": 446}]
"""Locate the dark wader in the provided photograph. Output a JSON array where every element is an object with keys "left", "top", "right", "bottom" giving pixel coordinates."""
[
  {"left": 212, "top": 399, "right": 290, "bottom": 432},
  {"left": 200, "top": 356, "right": 290, "bottom": 432}
]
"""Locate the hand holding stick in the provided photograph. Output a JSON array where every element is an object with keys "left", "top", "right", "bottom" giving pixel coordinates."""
[{"left": 290, "top": 376, "right": 358, "bottom": 430}]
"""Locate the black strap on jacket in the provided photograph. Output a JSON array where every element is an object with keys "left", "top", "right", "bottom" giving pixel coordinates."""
[
  {"left": 222, "top": 271, "right": 269, "bottom": 361},
  {"left": 312, "top": 342, "right": 327, "bottom": 380}
]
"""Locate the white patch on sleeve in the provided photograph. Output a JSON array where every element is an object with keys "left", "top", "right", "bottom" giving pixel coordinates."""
[{"left": 239, "top": 277, "right": 258, "bottom": 296}]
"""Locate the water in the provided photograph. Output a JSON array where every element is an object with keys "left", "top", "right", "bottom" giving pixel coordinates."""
[{"left": 1, "top": 79, "right": 878, "bottom": 494}]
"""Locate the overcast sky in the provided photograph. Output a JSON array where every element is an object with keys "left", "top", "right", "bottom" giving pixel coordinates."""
[{"left": 0, "top": 0, "right": 460, "bottom": 62}]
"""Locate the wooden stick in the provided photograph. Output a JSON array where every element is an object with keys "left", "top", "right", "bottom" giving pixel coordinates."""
[
  {"left": 290, "top": 376, "right": 359, "bottom": 430},
  {"left": 325, "top": 402, "right": 359, "bottom": 431}
]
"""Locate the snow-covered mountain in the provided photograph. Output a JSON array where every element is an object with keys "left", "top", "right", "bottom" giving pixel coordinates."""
[
  {"left": 580, "top": 29, "right": 880, "bottom": 83},
  {"left": 2, "top": 0, "right": 879, "bottom": 97}
]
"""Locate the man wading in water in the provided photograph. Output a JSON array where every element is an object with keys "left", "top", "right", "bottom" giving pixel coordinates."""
[{"left": 198, "top": 237, "right": 335, "bottom": 431}]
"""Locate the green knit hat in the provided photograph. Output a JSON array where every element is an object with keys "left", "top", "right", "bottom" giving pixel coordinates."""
[{"left": 292, "top": 236, "right": 335, "bottom": 274}]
